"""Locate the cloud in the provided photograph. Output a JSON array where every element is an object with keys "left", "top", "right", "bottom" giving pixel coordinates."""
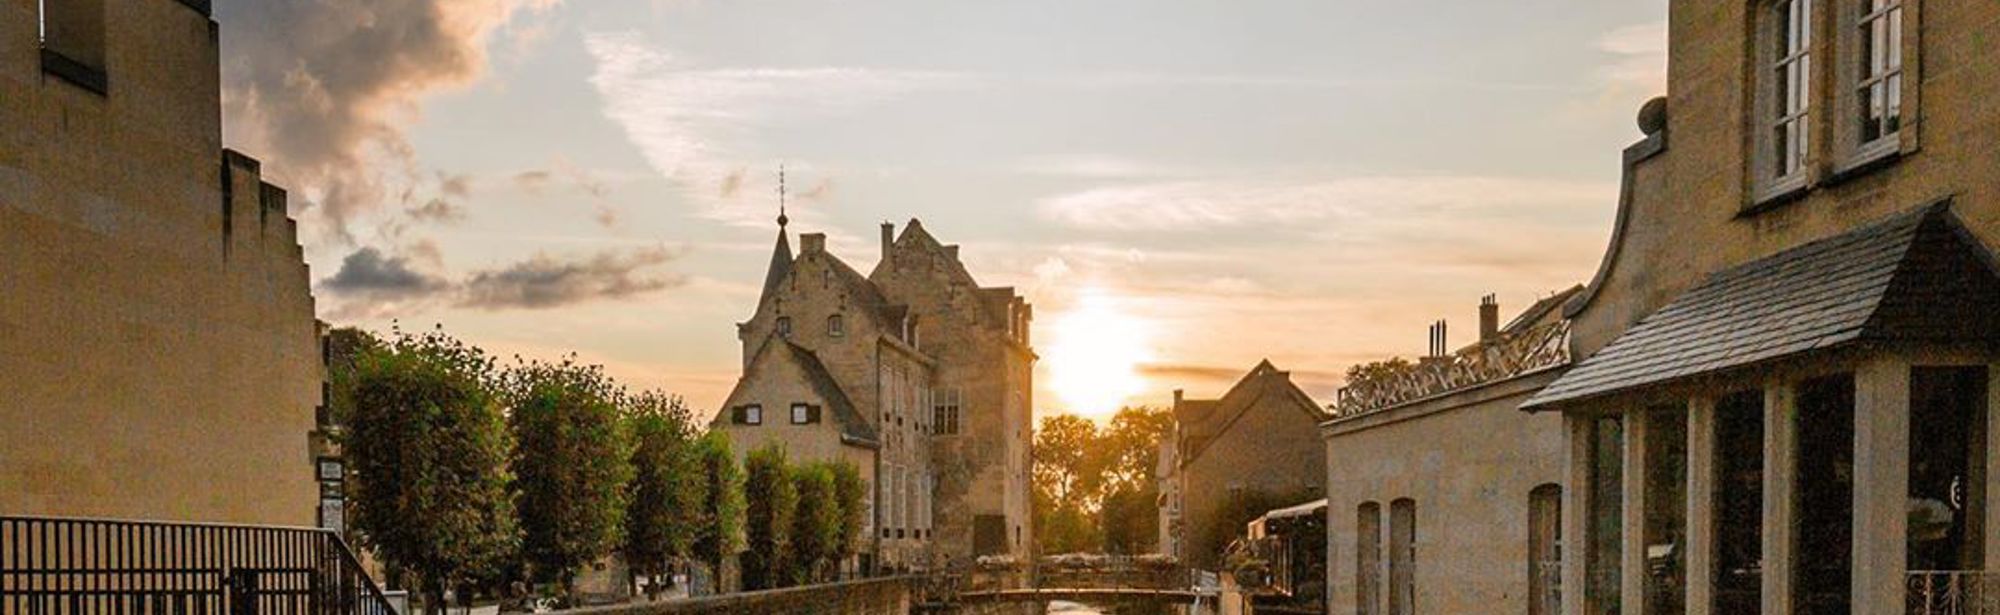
[
  {"left": 1596, "top": 21, "right": 1668, "bottom": 99},
  {"left": 459, "top": 247, "right": 685, "bottom": 310},
  {"left": 218, "top": 0, "right": 561, "bottom": 242},
  {"left": 583, "top": 31, "right": 968, "bottom": 227},
  {"left": 511, "top": 159, "right": 620, "bottom": 226},
  {"left": 1038, "top": 176, "right": 1610, "bottom": 233},
  {"left": 407, "top": 198, "right": 466, "bottom": 224},
  {"left": 514, "top": 170, "right": 554, "bottom": 194},
  {"left": 318, "top": 247, "right": 455, "bottom": 318}
]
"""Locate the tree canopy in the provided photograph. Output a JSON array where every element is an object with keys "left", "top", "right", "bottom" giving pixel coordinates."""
[
  {"left": 505, "top": 358, "right": 633, "bottom": 597},
  {"left": 1031, "top": 406, "right": 1174, "bottom": 555}
]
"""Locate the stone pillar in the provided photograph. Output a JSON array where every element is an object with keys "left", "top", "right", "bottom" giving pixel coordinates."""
[
  {"left": 1762, "top": 384, "right": 1796, "bottom": 615},
  {"left": 1854, "top": 358, "right": 1910, "bottom": 614},
  {"left": 1987, "top": 363, "right": 2000, "bottom": 572},
  {"left": 1563, "top": 413, "right": 1592, "bottom": 615},
  {"left": 1622, "top": 408, "right": 1649, "bottom": 615},
  {"left": 1685, "top": 396, "right": 1717, "bottom": 615}
]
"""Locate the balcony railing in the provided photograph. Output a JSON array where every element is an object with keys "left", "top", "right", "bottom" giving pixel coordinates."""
[
  {"left": 0, "top": 515, "right": 397, "bottom": 615},
  {"left": 1332, "top": 319, "right": 1571, "bottom": 419},
  {"left": 1910, "top": 571, "right": 2000, "bottom": 615}
]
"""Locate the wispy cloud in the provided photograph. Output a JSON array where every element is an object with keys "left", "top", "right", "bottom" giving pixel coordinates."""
[
  {"left": 583, "top": 31, "right": 970, "bottom": 227},
  {"left": 1038, "top": 176, "right": 1611, "bottom": 232},
  {"left": 318, "top": 245, "right": 684, "bottom": 320}
]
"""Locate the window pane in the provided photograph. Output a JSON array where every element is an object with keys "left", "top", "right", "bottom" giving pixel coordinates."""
[
  {"left": 1794, "top": 375, "right": 1854, "bottom": 613},
  {"left": 1714, "top": 392, "right": 1764, "bottom": 614},
  {"left": 1644, "top": 407, "right": 1688, "bottom": 615},
  {"left": 1587, "top": 417, "right": 1624, "bottom": 615}
]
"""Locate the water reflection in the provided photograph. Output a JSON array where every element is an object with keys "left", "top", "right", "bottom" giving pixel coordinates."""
[{"left": 1047, "top": 601, "right": 1107, "bottom": 614}]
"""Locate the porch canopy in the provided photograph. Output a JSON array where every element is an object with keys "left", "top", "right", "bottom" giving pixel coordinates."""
[{"left": 1524, "top": 202, "right": 2000, "bottom": 411}]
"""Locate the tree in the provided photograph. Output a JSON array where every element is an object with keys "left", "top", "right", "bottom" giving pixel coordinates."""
[
  {"left": 1097, "top": 406, "right": 1173, "bottom": 554},
  {"left": 1032, "top": 414, "right": 1104, "bottom": 554},
  {"left": 621, "top": 391, "right": 701, "bottom": 600},
  {"left": 690, "top": 432, "right": 744, "bottom": 594},
  {"left": 789, "top": 464, "right": 841, "bottom": 585},
  {"left": 741, "top": 444, "right": 798, "bottom": 590},
  {"left": 343, "top": 328, "right": 515, "bottom": 615},
  {"left": 828, "top": 461, "right": 867, "bottom": 577},
  {"left": 505, "top": 357, "right": 632, "bottom": 602}
]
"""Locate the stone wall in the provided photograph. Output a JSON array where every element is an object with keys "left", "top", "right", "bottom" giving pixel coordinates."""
[
  {"left": 1321, "top": 370, "right": 1566, "bottom": 615},
  {"left": 0, "top": 0, "right": 319, "bottom": 525},
  {"left": 561, "top": 577, "right": 915, "bottom": 615}
]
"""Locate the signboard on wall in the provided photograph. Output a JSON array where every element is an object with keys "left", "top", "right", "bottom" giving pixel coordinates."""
[{"left": 319, "top": 498, "right": 345, "bottom": 533}]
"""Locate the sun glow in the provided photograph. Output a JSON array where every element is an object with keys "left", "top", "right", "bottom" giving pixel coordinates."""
[{"left": 1045, "top": 288, "right": 1154, "bottom": 419}]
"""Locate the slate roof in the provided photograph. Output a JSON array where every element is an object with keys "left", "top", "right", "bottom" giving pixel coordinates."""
[
  {"left": 1525, "top": 203, "right": 2000, "bottom": 409},
  {"left": 778, "top": 340, "right": 881, "bottom": 447},
  {"left": 1176, "top": 360, "right": 1327, "bottom": 465},
  {"left": 760, "top": 227, "right": 793, "bottom": 301}
]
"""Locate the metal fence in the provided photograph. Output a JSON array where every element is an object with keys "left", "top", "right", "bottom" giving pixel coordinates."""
[
  {"left": 0, "top": 516, "right": 397, "bottom": 615},
  {"left": 1911, "top": 571, "right": 2000, "bottom": 615}
]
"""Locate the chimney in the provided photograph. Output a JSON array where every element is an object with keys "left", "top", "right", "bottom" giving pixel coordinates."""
[
  {"left": 1479, "top": 294, "right": 1500, "bottom": 343},
  {"left": 881, "top": 222, "right": 895, "bottom": 261},
  {"left": 944, "top": 245, "right": 960, "bottom": 261},
  {"left": 801, "top": 233, "right": 826, "bottom": 253},
  {"left": 1173, "top": 389, "right": 1184, "bottom": 408}
]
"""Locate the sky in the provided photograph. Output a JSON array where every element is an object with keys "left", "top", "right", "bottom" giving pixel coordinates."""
[{"left": 212, "top": 0, "right": 1668, "bottom": 421}]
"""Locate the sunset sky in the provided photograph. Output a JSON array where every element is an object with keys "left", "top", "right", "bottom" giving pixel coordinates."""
[{"left": 214, "top": 0, "right": 1667, "bottom": 420}]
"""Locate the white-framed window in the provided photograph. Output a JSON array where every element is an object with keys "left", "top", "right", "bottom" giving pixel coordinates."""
[
  {"left": 827, "top": 314, "right": 844, "bottom": 337},
  {"left": 790, "top": 403, "right": 813, "bottom": 425},
  {"left": 1768, "top": 0, "right": 1815, "bottom": 183},
  {"left": 1854, "top": 0, "right": 1905, "bottom": 147},
  {"left": 735, "top": 404, "right": 763, "bottom": 425}
]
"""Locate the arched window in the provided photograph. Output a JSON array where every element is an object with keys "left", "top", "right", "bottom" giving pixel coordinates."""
[
  {"left": 1357, "top": 502, "right": 1382, "bottom": 615},
  {"left": 1388, "top": 499, "right": 1415, "bottom": 615},
  {"left": 1528, "top": 484, "right": 1563, "bottom": 615}
]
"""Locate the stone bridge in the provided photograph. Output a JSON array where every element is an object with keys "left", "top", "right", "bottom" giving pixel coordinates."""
[{"left": 913, "top": 555, "right": 1218, "bottom": 612}]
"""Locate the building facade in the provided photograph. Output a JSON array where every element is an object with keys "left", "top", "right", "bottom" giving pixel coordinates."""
[
  {"left": 713, "top": 218, "right": 1035, "bottom": 570},
  {"left": 1322, "top": 292, "right": 1577, "bottom": 615},
  {"left": 1, "top": 0, "right": 321, "bottom": 525},
  {"left": 1523, "top": 1, "right": 2000, "bottom": 613},
  {"left": 1158, "top": 361, "right": 1328, "bottom": 569}
]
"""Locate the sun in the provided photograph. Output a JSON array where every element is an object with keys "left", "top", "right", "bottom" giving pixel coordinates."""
[{"left": 1044, "top": 288, "right": 1154, "bottom": 419}]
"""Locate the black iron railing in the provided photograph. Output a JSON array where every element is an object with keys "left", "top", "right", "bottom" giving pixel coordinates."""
[{"left": 0, "top": 516, "right": 397, "bottom": 615}]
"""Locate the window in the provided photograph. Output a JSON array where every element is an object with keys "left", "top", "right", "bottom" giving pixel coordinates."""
[
  {"left": 1713, "top": 391, "right": 1765, "bottom": 614},
  {"left": 1794, "top": 375, "right": 1854, "bottom": 613},
  {"left": 827, "top": 314, "right": 844, "bottom": 337},
  {"left": 1853, "top": 0, "right": 1904, "bottom": 147},
  {"left": 1357, "top": 502, "right": 1383, "bottom": 615},
  {"left": 1585, "top": 416, "right": 1624, "bottom": 615},
  {"left": 790, "top": 403, "right": 819, "bottom": 425},
  {"left": 734, "top": 404, "right": 763, "bottom": 425},
  {"left": 1765, "top": 0, "right": 1815, "bottom": 184},
  {"left": 1388, "top": 499, "right": 1416, "bottom": 615},
  {"left": 38, "top": 0, "right": 108, "bottom": 94},
  {"left": 1528, "top": 485, "right": 1563, "bottom": 615},
  {"left": 1643, "top": 406, "right": 1688, "bottom": 614},
  {"left": 776, "top": 317, "right": 792, "bottom": 338},
  {"left": 933, "top": 388, "right": 962, "bottom": 435}
]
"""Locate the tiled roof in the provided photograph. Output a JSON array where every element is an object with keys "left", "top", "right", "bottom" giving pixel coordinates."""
[{"left": 1525, "top": 203, "right": 2000, "bottom": 409}]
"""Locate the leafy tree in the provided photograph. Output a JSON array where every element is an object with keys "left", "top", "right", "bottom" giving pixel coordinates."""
[
  {"left": 1100, "top": 486, "right": 1156, "bottom": 554},
  {"left": 828, "top": 461, "right": 868, "bottom": 576},
  {"left": 504, "top": 357, "right": 633, "bottom": 601},
  {"left": 690, "top": 432, "right": 745, "bottom": 594},
  {"left": 741, "top": 444, "right": 798, "bottom": 590},
  {"left": 621, "top": 391, "right": 701, "bottom": 600},
  {"left": 789, "top": 464, "right": 841, "bottom": 584},
  {"left": 1032, "top": 414, "right": 1103, "bottom": 507},
  {"left": 343, "top": 328, "right": 515, "bottom": 615},
  {"left": 1097, "top": 406, "right": 1172, "bottom": 554}
]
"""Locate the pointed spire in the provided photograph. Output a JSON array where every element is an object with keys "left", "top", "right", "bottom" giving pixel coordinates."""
[{"left": 760, "top": 165, "right": 794, "bottom": 302}]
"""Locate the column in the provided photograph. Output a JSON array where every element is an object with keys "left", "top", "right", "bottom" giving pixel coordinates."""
[
  {"left": 1564, "top": 413, "right": 1592, "bottom": 615},
  {"left": 1685, "top": 397, "right": 1717, "bottom": 615},
  {"left": 1761, "top": 384, "right": 1796, "bottom": 615},
  {"left": 1853, "top": 358, "right": 1910, "bottom": 614},
  {"left": 1622, "top": 408, "right": 1649, "bottom": 615},
  {"left": 1987, "top": 363, "right": 2000, "bottom": 572}
]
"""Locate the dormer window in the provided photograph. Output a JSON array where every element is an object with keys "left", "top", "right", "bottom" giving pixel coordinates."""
[
  {"left": 828, "top": 314, "right": 845, "bottom": 337},
  {"left": 776, "top": 317, "right": 792, "bottom": 338}
]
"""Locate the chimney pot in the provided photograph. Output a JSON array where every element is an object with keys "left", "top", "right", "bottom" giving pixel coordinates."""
[
  {"left": 1479, "top": 294, "right": 1501, "bottom": 342},
  {"left": 801, "top": 233, "right": 827, "bottom": 253}
]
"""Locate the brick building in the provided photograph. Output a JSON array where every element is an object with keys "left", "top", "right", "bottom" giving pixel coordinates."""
[
  {"left": 1521, "top": 0, "right": 2000, "bottom": 613},
  {"left": 712, "top": 216, "right": 1035, "bottom": 571},
  {"left": 1, "top": 0, "right": 322, "bottom": 525}
]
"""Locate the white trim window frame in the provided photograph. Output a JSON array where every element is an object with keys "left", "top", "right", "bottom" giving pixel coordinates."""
[
  {"left": 1847, "top": 0, "right": 1906, "bottom": 163},
  {"left": 1770, "top": 0, "right": 1815, "bottom": 186}
]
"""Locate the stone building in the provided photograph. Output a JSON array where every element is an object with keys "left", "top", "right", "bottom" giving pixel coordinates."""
[
  {"left": 1320, "top": 290, "right": 1577, "bottom": 615},
  {"left": 1156, "top": 361, "right": 1327, "bottom": 569},
  {"left": 1, "top": 0, "right": 321, "bottom": 525},
  {"left": 712, "top": 216, "right": 1035, "bottom": 571},
  {"left": 1520, "top": 1, "right": 2000, "bottom": 613}
]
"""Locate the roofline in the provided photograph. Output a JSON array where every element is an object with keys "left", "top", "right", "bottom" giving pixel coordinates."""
[{"left": 1565, "top": 130, "right": 1668, "bottom": 319}]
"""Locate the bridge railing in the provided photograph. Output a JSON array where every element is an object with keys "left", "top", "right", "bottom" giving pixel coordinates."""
[{"left": 0, "top": 515, "right": 398, "bottom": 615}]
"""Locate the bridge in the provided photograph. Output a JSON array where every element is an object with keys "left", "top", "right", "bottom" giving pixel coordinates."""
[{"left": 913, "top": 554, "right": 1218, "bottom": 612}]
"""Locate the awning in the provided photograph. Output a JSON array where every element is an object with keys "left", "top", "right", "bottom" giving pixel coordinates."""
[
  {"left": 1525, "top": 203, "right": 2000, "bottom": 410},
  {"left": 1260, "top": 498, "right": 1329, "bottom": 522}
]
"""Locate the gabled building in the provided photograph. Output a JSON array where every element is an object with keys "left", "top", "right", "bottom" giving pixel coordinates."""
[
  {"left": 1521, "top": 1, "right": 2000, "bottom": 613},
  {"left": 713, "top": 217, "right": 1035, "bottom": 571},
  {"left": 1157, "top": 361, "right": 1328, "bottom": 568}
]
